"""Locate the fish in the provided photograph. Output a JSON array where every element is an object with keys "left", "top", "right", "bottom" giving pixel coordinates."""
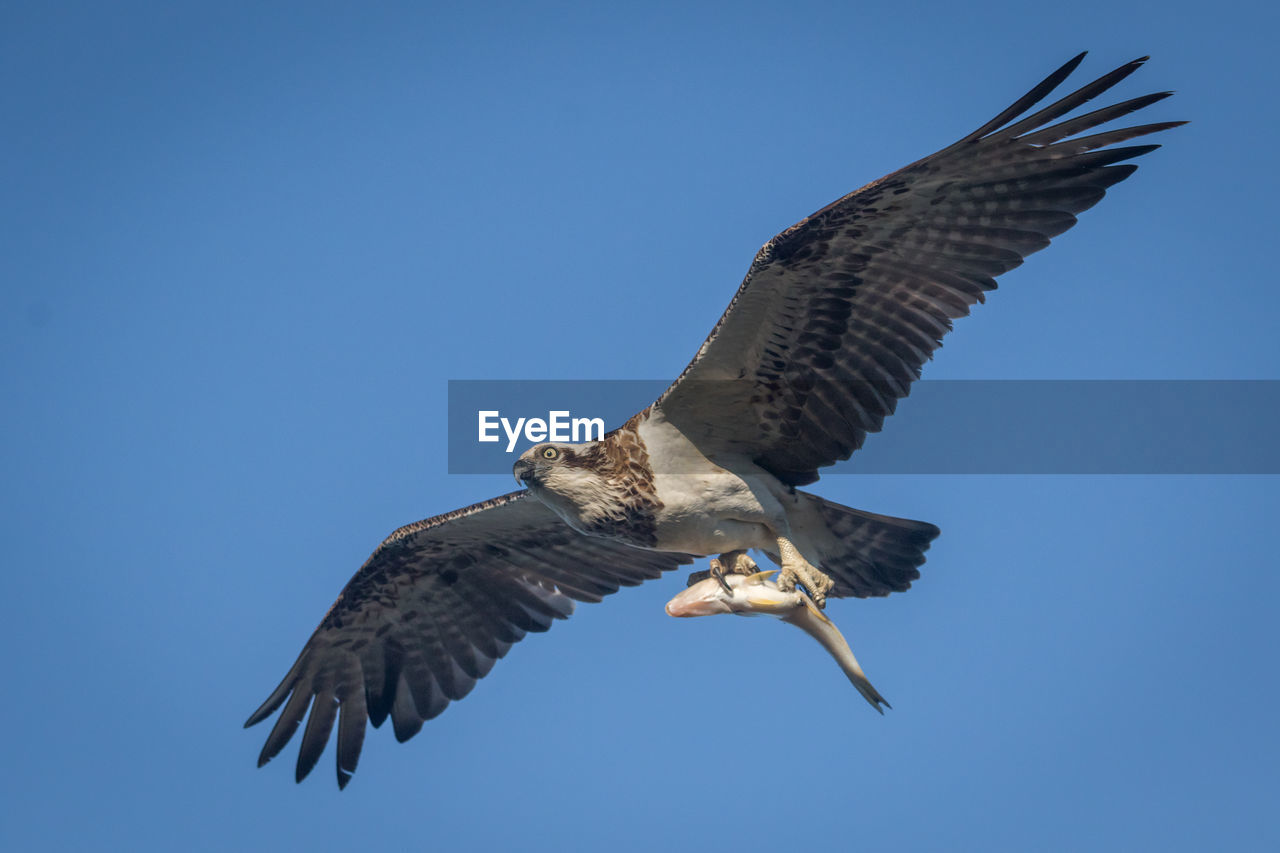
[{"left": 666, "top": 569, "right": 890, "bottom": 713}]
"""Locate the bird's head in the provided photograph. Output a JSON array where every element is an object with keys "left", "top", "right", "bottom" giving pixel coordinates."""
[
  {"left": 512, "top": 442, "right": 613, "bottom": 505},
  {"left": 513, "top": 443, "right": 575, "bottom": 488}
]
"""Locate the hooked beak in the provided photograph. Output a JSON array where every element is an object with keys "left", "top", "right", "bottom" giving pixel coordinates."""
[
  {"left": 665, "top": 580, "right": 733, "bottom": 617},
  {"left": 513, "top": 458, "right": 536, "bottom": 487}
]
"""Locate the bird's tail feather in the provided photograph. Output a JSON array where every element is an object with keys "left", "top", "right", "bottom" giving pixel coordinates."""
[{"left": 800, "top": 492, "right": 941, "bottom": 599}]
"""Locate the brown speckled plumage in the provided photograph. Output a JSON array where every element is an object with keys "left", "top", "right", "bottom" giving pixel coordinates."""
[{"left": 560, "top": 411, "right": 664, "bottom": 546}]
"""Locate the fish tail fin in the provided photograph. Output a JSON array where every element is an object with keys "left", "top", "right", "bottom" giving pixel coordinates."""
[
  {"left": 851, "top": 672, "right": 891, "bottom": 715},
  {"left": 783, "top": 598, "right": 891, "bottom": 714}
]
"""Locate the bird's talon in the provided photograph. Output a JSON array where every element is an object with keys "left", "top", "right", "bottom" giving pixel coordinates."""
[
  {"left": 778, "top": 566, "right": 832, "bottom": 608},
  {"left": 709, "top": 558, "right": 734, "bottom": 594},
  {"left": 804, "top": 586, "right": 827, "bottom": 609}
]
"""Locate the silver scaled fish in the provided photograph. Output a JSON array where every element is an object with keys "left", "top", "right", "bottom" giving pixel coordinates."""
[{"left": 666, "top": 569, "right": 889, "bottom": 713}]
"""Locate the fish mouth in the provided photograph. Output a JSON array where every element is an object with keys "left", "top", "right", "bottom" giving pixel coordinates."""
[{"left": 665, "top": 587, "right": 732, "bottom": 617}]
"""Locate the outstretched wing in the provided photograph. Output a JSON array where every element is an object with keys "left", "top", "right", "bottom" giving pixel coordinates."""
[
  {"left": 244, "top": 491, "right": 693, "bottom": 788},
  {"left": 654, "top": 53, "right": 1184, "bottom": 486}
]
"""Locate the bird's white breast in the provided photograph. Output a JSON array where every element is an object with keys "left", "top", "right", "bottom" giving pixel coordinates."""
[{"left": 637, "top": 411, "right": 789, "bottom": 556}]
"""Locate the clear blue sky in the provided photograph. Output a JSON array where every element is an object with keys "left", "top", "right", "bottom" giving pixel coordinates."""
[{"left": 3, "top": 2, "right": 1277, "bottom": 850}]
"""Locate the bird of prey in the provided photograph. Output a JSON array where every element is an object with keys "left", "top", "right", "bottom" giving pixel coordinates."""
[{"left": 246, "top": 52, "right": 1182, "bottom": 788}]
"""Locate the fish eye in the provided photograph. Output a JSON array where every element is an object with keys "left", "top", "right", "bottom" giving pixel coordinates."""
[{"left": 541, "top": 446, "right": 559, "bottom": 460}]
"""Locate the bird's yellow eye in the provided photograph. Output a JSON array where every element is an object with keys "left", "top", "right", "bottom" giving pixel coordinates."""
[{"left": 541, "top": 447, "right": 558, "bottom": 460}]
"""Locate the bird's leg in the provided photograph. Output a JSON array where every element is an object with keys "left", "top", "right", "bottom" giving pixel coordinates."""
[
  {"left": 684, "top": 551, "right": 761, "bottom": 590},
  {"left": 774, "top": 535, "right": 835, "bottom": 608},
  {"left": 719, "top": 549, "right": 759, "bottom": 576}
]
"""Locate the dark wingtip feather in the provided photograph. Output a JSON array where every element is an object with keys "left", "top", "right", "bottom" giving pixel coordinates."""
[
  {"left": 245, "top": 655, "right": 308, "bottom": 728},
  {"left": 958, "top": 52, "right": 1089, "bottom": 144},
  {"left": 991, "top": 54, "right": 1162, "bottom": 144},
  {"left": 256, "top": 687, "right": 311, "bottom": 768},
  {"left": 1119, "top": 56, "right": 1149, "bottom": 75},
  {"left": 244, "top": 688, "right": 289, "bottom": 729},
  {"left": 392, "top": 717, "right": 424, "bottom": 742},
  {"left": 335, "top": 690, "right": 367, "bottom": 790},
  {"left": 1094, "top": 162, "right": 1140, "bottom": 188},
  {"left": 390, "top": 682, "right": 426, "bottom": 743},
  {"left": 1086, "top": 143, "right": 1164, "bottom": 166},
  {"left": 294, "top": 692, "right": 338, "bottom": 783},
  {"left": 1061, "top": 51, "right": 1089, "bottom": 76}
]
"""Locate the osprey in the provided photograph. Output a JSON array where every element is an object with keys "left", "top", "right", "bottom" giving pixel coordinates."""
[{"left": 246, "top": 53, "right": 1182, "bottom": 788}]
